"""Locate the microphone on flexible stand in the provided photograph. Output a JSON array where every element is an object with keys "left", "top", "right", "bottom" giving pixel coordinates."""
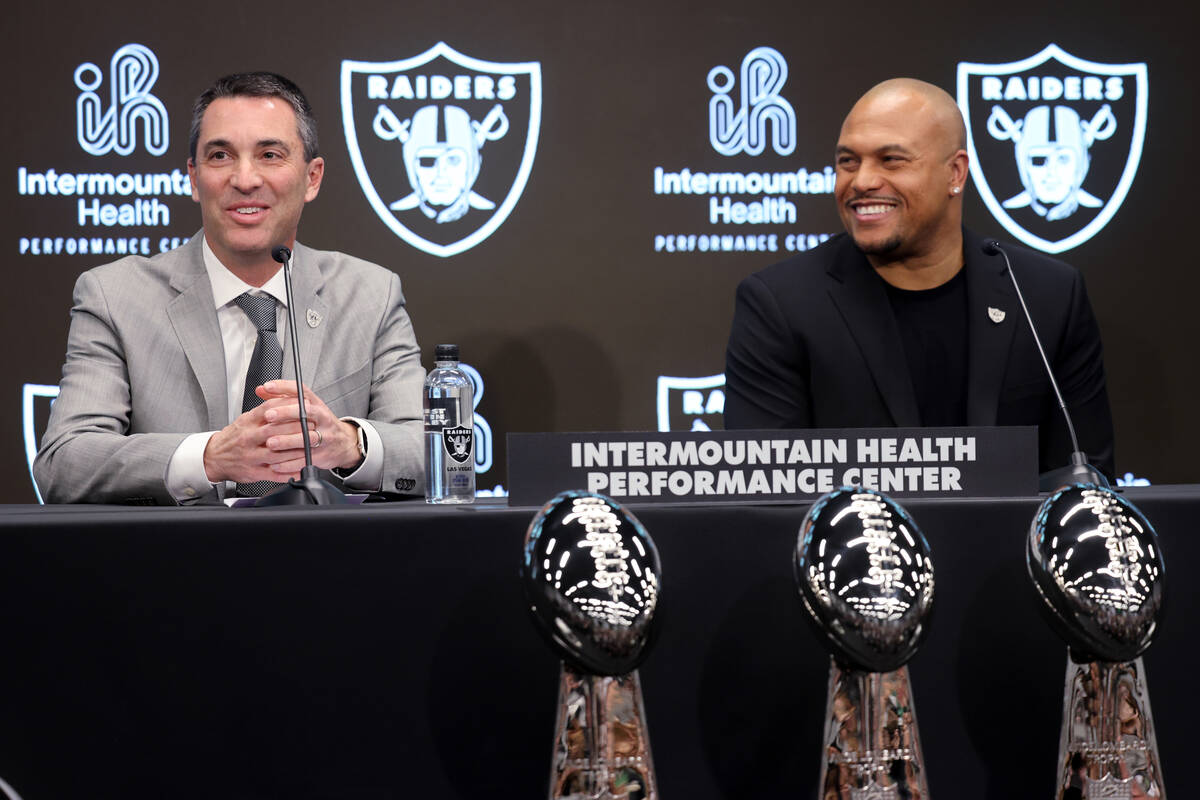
[
  {"left": 253, "top": 245, "right": 348, "bottom": 506},
  {"left": 981, "top": 239, "right": 1109, "bottom": 491}
]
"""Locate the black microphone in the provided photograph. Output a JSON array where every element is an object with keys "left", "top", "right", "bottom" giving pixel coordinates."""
[
  {"left": 982, "top": 239, "right": 1109, "bottom": 491},
  {"left": 252, "top": 245, "right": 348, "bottom": 506}
]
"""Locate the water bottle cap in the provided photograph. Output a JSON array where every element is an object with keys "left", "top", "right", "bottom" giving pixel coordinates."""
[{"left": 435, "top": 343, "right": 459, "bottom": 362}]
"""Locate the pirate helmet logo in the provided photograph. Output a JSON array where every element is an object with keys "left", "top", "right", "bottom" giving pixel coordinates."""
[
  {"left": 990, "top": 103, "right": 1115, "bottom": 221},
  {"left": 443, "top": 425, "right": 473, "bottom": 464},
  {"left": 342, "top": 43, "right": 541, "bottom": 257},
  {"left": 375, "top": 102, "right": 509, "bottom": 223},
  {"left": 957, "top": 44, "right": 1147, "bottom": 253}
]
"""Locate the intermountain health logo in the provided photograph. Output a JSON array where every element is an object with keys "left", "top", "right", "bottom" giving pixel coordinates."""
[
  {"left": 18, "top": 42, "right": 190, "bottom": 258},
  {"left": 957, "top": 44, "right": 1147, "bottom": 254},
  {"left": 341, "top": 43, "right": 542, "bottom": 258},
  {"left": 75, "top": 43, "right": 169, "bottom": 157},
  {"left": 708, "top": 46, "right": 795, "bottom": 157},
  {"left": 651, "top": 45, "right": 836, "bottom": 256}
]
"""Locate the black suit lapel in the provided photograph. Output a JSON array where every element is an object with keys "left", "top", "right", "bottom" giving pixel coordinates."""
[
  {"left": 826, "top": 243, "right": 921, "bottom": 427},
  {"left": 964, "top": 231, "right": 1018, "bottom": 425}
]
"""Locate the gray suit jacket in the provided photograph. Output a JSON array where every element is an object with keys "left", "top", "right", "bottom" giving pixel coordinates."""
[{"left": 34, "top": 234, "right": 425, "bottom": 504}]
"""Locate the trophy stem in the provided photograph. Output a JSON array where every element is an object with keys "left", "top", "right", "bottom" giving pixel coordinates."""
[
  {"left": 1056, "top": 655, "right": 1165, "bottom": 799},
  {"left": 818, "top": 658, "right": 930, "bottom": 800},
  {"left": 548, "top": 662, "right": 658, "bottom": 800}
]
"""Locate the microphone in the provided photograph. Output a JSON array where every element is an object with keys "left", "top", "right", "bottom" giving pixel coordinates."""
[
  {"left": 981, "top": 239, "right": 1109, "bottom": 491},
  {"left": 252, "top": 245, "right": 348, "bottom": 506}
]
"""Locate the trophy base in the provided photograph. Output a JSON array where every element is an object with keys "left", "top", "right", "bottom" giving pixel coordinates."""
[
  {"left": 548, "top": 663, "right": 658, "bottom": 800},
  {"left": 1056, "top": 655, "right": 1165, "bottom": 799},
  {"left": 818, "top": 659, "right": 930, "bottom": 800}
]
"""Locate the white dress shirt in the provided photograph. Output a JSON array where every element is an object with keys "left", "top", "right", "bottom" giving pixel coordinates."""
[{"left": 165, "top": 237, "right": 383, "bottom": 501}]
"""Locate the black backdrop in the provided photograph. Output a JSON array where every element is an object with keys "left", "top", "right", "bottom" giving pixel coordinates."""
[{"left": 5, "top": 1, "right": 1196, "bottom": 502}]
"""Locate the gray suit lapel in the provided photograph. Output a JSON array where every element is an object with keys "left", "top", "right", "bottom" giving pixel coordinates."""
[
  {"left": 283, "top": 242, "right": 328, "bottom": 390},
  {"left": 965, "top": 233, "right": 1018, "bottom": 425},
  {"left": 826, "top": 246, "right": 920, "bottom": 427},
  {"left": 166, "top": 236, "right": 228, "bottom": 430}
]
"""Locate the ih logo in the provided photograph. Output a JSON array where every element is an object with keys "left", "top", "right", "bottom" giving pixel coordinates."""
[
  {"left": 656, "top": 374, "right": 725, "bottom": 432},
  {"left": 958, "top": 44, "right": 1147, "bottom": 254},
  {"left": 341, "top": 42, "right": 541, "bottom": 258},
  {"left": 708, "top": 46, "right": 795, "bottom": 157},
  {"left": 443, "top": 426, "right": 473, "bottom": 464},
  {"left": 75, "top": 43, "right": 169, "bottom": 157}
]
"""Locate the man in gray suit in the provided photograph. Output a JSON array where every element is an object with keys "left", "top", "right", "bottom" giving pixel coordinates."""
[{"left": 35, "top": 73, "right": 425, "bottom": 504}]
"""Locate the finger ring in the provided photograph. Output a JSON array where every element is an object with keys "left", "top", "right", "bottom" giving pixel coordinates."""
[{"left": 314, "top": 428, "right": 323, "bottom": 448}]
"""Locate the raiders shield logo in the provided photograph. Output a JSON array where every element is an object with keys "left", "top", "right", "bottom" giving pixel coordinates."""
[
  {"left": 957, "top": 44, "right": 1147, "bottom": 254},
  {"left": 22, "top": 383, "right": 59, "bottom": 503},
  {"left": 656, "top": 374, "right": 726, "bottom": 432},
  {"left": 341, "top": 43, "right": 542, "bottom": 258},
  {"left": 443, "top": 425, "right": 474, "bottom": 464}
]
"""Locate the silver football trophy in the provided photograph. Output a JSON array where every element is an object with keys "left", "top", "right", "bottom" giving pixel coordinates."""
[
  {"left": 794, "top": 487, "right": 936, "bottom": 800},
  {"left": 522, "top": 491, "right": 661, "bottom": 800},
  {"left": 1028, "top": 484, "right": 1167, "bottom": 799}
]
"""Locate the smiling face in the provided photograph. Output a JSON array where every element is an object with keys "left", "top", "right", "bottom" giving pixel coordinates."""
[
  {"left": 834, "top": 81, "right": 968, "bottom": 265},
  {"left": 188, "top": 96, "right": 324, "bottom": 278}
]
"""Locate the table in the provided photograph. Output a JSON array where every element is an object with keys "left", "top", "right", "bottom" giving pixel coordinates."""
[{"left": 0, "top": 487, "right": 1195, "bottom": 798}]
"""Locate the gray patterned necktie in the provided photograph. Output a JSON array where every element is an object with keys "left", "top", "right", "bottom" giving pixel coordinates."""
[{"left": 233, "top": 292, "right": 283, "bottom": 497}]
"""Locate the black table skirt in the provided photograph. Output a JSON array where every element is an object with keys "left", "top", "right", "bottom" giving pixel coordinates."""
[{"left": 0, "top": 487, "right": 1195, "bottom": 799}]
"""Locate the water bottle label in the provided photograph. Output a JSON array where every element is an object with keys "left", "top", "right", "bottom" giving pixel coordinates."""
[
  {"left": 442, "top": 425, "right": 474, "bottom": 464},
  {"left": 424, "top": 398, "right": 459, "bottom": 430}
]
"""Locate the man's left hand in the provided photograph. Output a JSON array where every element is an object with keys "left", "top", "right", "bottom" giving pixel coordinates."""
[{"left": 256, "top": 380, "right": 364, "bottom": 475}]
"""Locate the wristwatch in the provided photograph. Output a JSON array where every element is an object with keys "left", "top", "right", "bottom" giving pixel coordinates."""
[
  {"left": 333, "top": 420, "right": 368, "bottom": 477},
  {"left": 352, "top": 421, "right": 368, "bottom": 462}
]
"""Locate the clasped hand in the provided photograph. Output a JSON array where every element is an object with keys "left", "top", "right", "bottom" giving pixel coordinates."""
[{"left": 203, "top": 380, "right": 362, "bottom": 484}]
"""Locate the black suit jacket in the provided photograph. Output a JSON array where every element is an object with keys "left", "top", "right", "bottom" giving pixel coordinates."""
[{"left": 724, "top": 229, "right": 1115, "bottom": 479}]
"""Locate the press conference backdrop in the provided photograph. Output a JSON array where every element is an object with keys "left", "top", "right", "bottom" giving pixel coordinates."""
[{"left": 5, "top": 1, "right": 1193, "bottom": 502}]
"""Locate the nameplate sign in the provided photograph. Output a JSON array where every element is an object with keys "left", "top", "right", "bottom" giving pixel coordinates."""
[{"left": 506, "top": 427, "right": 1037, "bottom": 506}]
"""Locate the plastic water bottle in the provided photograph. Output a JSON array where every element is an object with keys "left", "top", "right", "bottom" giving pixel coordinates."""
[{"left": 424, "top": 344, "right": 475, "bottom": 503}]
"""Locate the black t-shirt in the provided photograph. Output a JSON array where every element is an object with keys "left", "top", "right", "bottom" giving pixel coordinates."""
[{"left": 882, "top": 268, "right": 968, "bottom": 427}]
